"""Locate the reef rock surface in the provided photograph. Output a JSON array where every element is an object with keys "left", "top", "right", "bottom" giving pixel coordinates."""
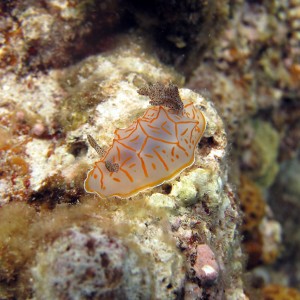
[{"left": 0, "top": 37, "right": 246, "bottom": 299}]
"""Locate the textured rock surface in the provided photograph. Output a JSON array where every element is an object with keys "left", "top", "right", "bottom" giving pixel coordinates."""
[
  {"left": 32, "top": 226, "right": 152, "bottom": 300},
  {"left": 0, "top": 36, "right": 247, "bottom": 299},
  {"left": 1, "top": 0, "right": 299, "bottom": 299},
  {"left": 188, "top": 0, "right": 299, "bottom": 292},
  {"left": 0, "top": 0, "right": 231, "bottom": 75},
  {"left": 0, "top": 0, "right": 122, "bottom": 73}
]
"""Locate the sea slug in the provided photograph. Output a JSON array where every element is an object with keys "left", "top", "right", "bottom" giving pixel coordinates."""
[{"left": 85, "top": 83, "right": 206, "bottom": 198}]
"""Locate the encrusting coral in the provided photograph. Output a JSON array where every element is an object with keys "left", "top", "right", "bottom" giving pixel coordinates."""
[
  {"left": 262, "top": 284, "right": 300, "bottom": 300},
  {"left": 238, "top": 175, "right": 281, "bottom": 269},
  {"left": 238, "top": 175, "right": 266, "bottom": 233}
]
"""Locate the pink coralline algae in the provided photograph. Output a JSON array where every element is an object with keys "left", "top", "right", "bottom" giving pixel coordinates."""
[{"left": 193, "top": 244, "right": 220, "bottom": 284}]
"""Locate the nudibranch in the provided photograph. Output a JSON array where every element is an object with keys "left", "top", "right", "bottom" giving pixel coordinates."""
[{"left": 84, "top": 83, "right": 206, "bottom": 198}]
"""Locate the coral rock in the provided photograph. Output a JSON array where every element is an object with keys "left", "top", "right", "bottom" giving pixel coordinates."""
[
  {"left": 0, "top": 35, "right": 247, "bottom": 299},
  {"left": 32, "top": 226, "right": 151, "bottom": 300}
]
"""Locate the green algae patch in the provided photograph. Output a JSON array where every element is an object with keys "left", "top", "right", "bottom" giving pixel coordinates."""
[
  {"left": 250, "top": 120, "right": 280, "bottom": 188},
  {"left": 56, "top": 77, "right": 107, "bottom": 132}
]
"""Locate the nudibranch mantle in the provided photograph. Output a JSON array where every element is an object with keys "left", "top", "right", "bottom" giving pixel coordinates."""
[{"left": 85, "top": 94, "right": 206, "bottom": 198}]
